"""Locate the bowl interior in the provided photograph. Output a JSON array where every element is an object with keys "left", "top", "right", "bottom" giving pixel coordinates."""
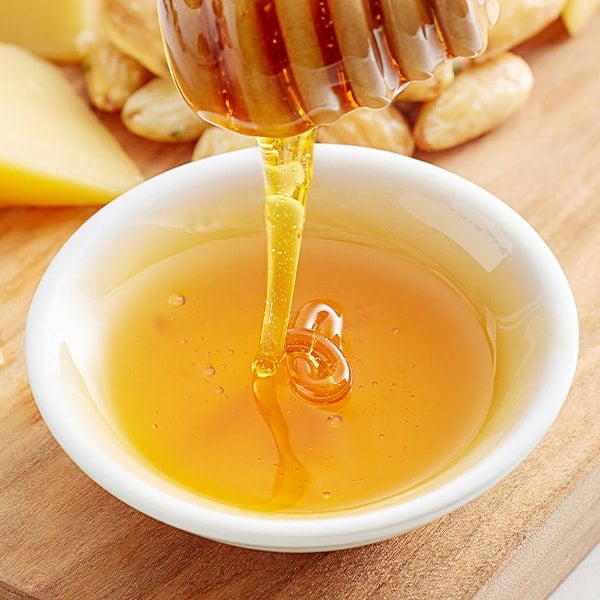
[{"left": 26, "top": 146, "right": 578, "bottom": 551}]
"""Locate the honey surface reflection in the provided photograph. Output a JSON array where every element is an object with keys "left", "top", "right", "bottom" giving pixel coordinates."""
[
  {"left": 132, "top": 0, "right": 501, "bottom": 512},
  {"left": 102, "top": 235, "right": 495, "bottom": 513}
]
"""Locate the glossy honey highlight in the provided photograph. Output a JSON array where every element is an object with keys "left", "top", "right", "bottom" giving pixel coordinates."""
[{"left": 100, "top": 233, "right": 495, "bottom": 513}]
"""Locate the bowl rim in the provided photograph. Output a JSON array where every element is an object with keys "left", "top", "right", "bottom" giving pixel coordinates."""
[{"left": 25, "top": 145, "right": 579, "bottom": 551}]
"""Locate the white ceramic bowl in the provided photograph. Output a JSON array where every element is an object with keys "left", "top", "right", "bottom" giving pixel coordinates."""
[{"left": 26, "top": 145, "right": 578, "bottom": 552}]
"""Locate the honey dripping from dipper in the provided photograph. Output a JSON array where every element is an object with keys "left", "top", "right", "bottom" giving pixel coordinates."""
[{"left": 155, "top": 0, "right": 498, "bottom": 508}]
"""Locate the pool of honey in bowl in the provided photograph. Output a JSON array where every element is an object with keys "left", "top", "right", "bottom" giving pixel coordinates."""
[{"left": 99, "top": 233, "right": 495, "bottom": 513}]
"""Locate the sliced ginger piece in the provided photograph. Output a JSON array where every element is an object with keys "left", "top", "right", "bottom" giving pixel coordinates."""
[
  {"left": 0, "top": 0, "right": 100, "bottom": 63},
  {"left": 0, "top": 43, "right": 143, "bottom": 206},
  {"left": 102, "top": 0, "right": 169, "bottom": 77},
  {"left": 561, "top": 0, "right": 600, "bottom": 35},
  {"left": 414, "top": 52, "right": 533, "bottom": 151},
  {"left": 317, "top": 106, "right": 414, "bottom": 156}
]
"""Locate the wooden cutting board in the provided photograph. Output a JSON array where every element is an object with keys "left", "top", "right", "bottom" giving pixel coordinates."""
[{"left": 1, "top": 16, "right": 599, "bottom": 600}]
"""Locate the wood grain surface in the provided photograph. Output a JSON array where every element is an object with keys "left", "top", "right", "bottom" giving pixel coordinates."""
[{"left": 1, "top": 15, "right": 599, "bottom": 600}]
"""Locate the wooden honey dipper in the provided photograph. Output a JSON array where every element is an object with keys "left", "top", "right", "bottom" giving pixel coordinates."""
[{"left": 159, "top": 0, "right": 499, "bottom": 137}]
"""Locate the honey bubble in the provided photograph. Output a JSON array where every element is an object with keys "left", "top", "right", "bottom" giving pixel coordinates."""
[
  {"left": 327, "top": 414, "right": 343, "bottom": 427},
  {"left": 204, "top": 364, "right": 216, "bottom": 377},
  {"left": 168, "top": 294, "right": 186, "bottom": 307}
]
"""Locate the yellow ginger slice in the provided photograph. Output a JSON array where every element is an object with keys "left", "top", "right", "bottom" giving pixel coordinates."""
[
  {"left": 0, "top": 0, "right": 99, "bottom": 63},
  {"left": 561, "top": 0, "right": 600, "bottom": 35},
  {"left": 0, "top": 43, "right": 143, "bottom": 206}
]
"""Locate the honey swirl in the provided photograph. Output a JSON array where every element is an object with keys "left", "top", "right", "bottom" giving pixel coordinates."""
[{"left": 286, "top": 301, "right": 352, "bottom": 405}]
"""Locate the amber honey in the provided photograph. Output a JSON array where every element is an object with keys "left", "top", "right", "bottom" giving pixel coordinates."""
[
  {"left": 101, "top": 233, "right": 495, "bottom": 513},
  {"left": 159, "top": 0, "right": 497, "bottom": 136},
  {"left": 113, "top": 0, "right": 501, "bottom": 514}
]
